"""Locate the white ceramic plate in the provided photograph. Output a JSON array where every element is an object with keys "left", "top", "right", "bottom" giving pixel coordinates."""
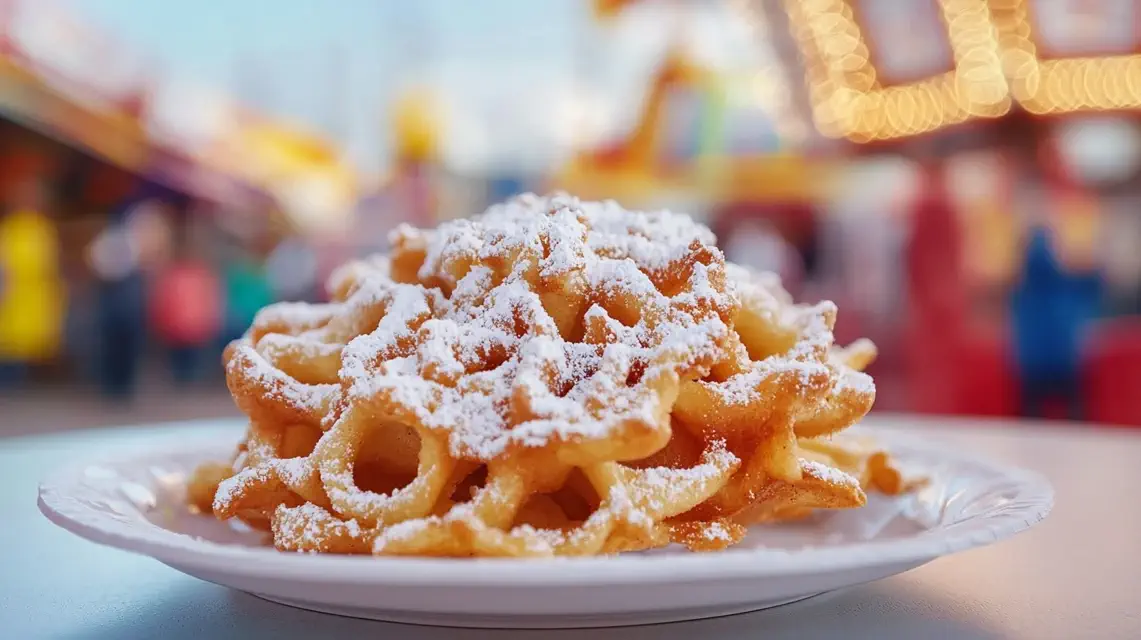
[{"left": 38, "top": 424, "right": 1053, "bottom": 629}]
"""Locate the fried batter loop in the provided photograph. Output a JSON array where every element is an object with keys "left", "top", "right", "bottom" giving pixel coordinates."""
[{"left": 189, "top": 193, "right": 914, "bottom": 557}]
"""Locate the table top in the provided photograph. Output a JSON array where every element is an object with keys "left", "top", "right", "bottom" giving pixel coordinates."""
[{"left": 2, "top": 415, "right": 1138, "bottom": 640}]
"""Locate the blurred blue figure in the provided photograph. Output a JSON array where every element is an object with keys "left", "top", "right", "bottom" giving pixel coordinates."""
[
  {"left": 487, "top": 176, "right": 528, "bottom": 205},
  {"left": 86, "top": 182, "right": 175, "bottom": 399},
  {"left": 88, "top": 213, "right": 146, "bottom": 400},
  {"left": 1011, "top": 226, "right": 1100, "bottom": 419}
]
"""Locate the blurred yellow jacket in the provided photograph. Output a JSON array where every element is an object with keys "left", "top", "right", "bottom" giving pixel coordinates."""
[{"left": 0, "top": 209, "right": 66, "bottom": 361}]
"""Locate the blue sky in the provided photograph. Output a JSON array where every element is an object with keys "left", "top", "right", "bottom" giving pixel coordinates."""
[
  {"left": 75, "top": 0, "right": 592, "bottom": 171},
  {"left": 69, "top": 0, "right": 768, "bottom": 174},
  {"left": 78, "top": 0, "right": 587, "bottom": 100}
]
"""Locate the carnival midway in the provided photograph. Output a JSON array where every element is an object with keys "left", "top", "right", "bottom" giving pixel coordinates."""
[{"left": 2, "top": 0, "right": 1141, "bottom": 426}]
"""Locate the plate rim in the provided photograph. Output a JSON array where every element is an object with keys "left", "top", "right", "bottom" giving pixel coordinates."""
[{"left": 37, "top": 422, "right": 1054, "bottom": 587}]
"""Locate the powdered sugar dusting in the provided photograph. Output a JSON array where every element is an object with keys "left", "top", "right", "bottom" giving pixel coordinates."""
[
  {"left": 252, "top": 302, "right": 335, "bottom": 333},
  {"left": 703, "top": 521, "right": 732, "bottom": 542},
  {"left": 709, "top": 358, "right": 831, "bottom": 407},
  {"left": 231, "top": 344, "right": 336, "bottom": 413},
  {"left": 581, "top": 198, "right": 716, "bottom": 271},
  {"left": 800, "top": 457, "right": 861, "bottom": 489},
  {"left": 275, "top": 457, "right": 313, "bottom": 487},
  {"left": 335, "top": 192, "right": 734, "bottom": 462},
  {"left": 214, "top": 464, "right": 266, "bottom": 510},
  {"left": 274, "top": 503, "right": 364, "bottom": 550},
  {"left": 835, "top": 368, "right": 876, "bottom": 396},
  {"left": 635, "top": 444, "right": 739, "bottom": 489},
  {"left": 213, "top": 192, "right": 883, "bottom": 557},
  {"left": 373, "top": 514, "right": 432, "bottom": 546},
  {"left": 701, "top": 265, "right": 849, "bottom": 406}
]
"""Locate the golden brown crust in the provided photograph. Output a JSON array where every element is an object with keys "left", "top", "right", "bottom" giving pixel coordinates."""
[{"left": 190, "top": 193, "right": 910, "bottom": 558}]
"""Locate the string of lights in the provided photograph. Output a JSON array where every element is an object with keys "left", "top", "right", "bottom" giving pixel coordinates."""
[
  {"left": 779, "top": 0, "right": 1141, "bottom": 143},
  {"left": 781, "top": 0, "right": 1008, "bottom": 142},
  {"left": 990, "top": 0, "right": 1141, "bottom": 115}
]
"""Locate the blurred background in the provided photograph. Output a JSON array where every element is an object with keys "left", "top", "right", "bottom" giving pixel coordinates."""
[{"left": 2, "top": 0, "right": 1140, "bottom": 436}]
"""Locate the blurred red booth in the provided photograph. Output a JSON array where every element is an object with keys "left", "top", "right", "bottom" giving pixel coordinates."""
[
  {"left": 1084, "top": 319, "right": 1141, "bottom": 427},
  {"left": 902, "top": 323, "right": 1019, "bottom": 418}
]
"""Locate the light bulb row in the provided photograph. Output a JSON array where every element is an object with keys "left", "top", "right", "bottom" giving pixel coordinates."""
[{"left": 782, "top": 0, "right": 1139, "bottom": 142}]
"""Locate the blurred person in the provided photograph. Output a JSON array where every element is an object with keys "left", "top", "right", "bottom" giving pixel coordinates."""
[
  {"left": 904, "top": 163, "right": 967, "bottom": 414},
  {"left": 221, "top": 250, "right": 272, "bottom": 346},
  {"left": 315, "top": 239, "right": 355, "bottom": 302},
  {"left": 1010, "top": 226, "right": 1100, "bottom": 420},
  {"left": 149, "top": 239, "right": 223, "bottom": 385},
  {"left": 0, "top": 184, "right": 66, "bottom": 387},
  {"left": 906, "top": 166, "right": 967, "bottom": 328},
  {"left": 266, "top": 235, "right": 319, "bottom": 302},
  {"left": 720, "top": 216, "right": 805, "bottom": 294},
  {"left": 129, "top": 199, "right": 175, "bottom": 267},
  {"left": 1101, "top": 199, "right": 1141, "bottom": 316},
  {"left": 87, "top": 214, "right": 147, "bottom": 399},
  {"left": 824, "top": 199, "right": 906, "bottom": 327},
  {"left": 352, "top": 191, "right": 414, "bottom": 256}
]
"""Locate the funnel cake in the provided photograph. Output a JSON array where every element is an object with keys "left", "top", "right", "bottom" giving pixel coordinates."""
[{"left": 190, "top": 193, "right": 913, "bottom": 557}]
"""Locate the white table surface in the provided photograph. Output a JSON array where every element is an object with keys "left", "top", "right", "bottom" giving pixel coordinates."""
[{"left": 2, "top": 415, "right": 1138, "bottom": 639}]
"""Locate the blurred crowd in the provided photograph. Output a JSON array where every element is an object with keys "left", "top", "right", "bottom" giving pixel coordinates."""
[
  {"left": 0, "top": 146, "right": 1136, "bottom": 425},
  {"left": 0, "top": 160, "right": 323, "bottom": 400},
  {"left": 703, "top": 144, "right": 1137, "bottom": 425},
  {"left": 4, "top": 0, "right": 1141, "bottom": 429}
]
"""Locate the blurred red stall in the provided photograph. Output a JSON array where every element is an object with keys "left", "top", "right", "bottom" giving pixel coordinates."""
[
  {"left": 781, "top": 1, "right": 1016, "bottom": 416},
  {"left": 1084, "top": 318, "right": 1141, "bottom": 426},
  {"left": 775, "top": 0, "right": 1141, "bottom": 423},
  {"left": 995, "top": 0, "right": 1141, "bottom": 425}
]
